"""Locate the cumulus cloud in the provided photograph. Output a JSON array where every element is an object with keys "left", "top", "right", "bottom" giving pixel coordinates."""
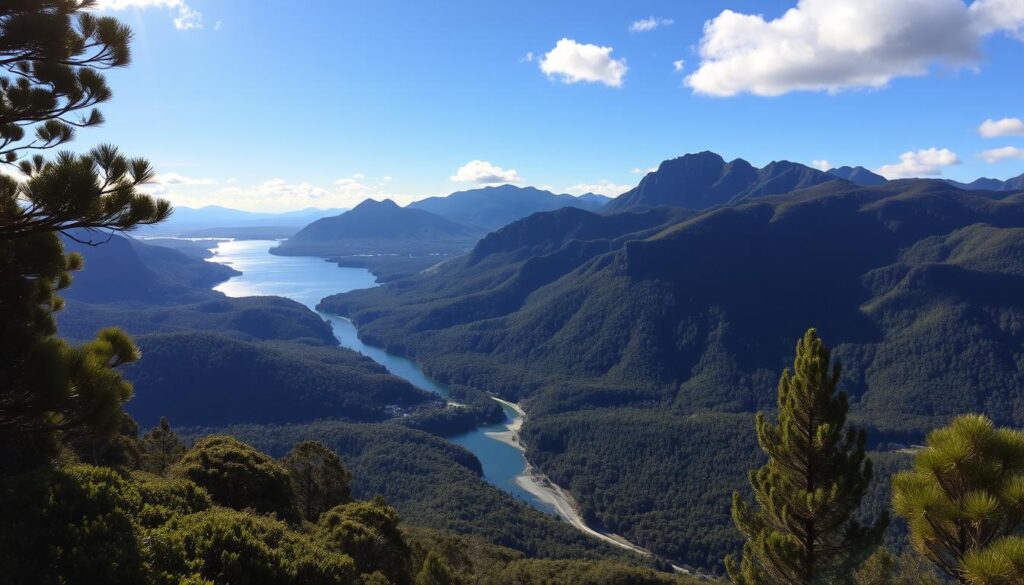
[
  {"left": 93, "top": 0, "right": 203, "bottom": 30},
  {"left": 811, "top": 160, "right": 832, "bottom": 171},
  {"left": 539, "top": 39, "right": 628, "bottom": 87},
  {"left": 564, "top": 181, "right": 633, "bottom": 197},
  {"left": 876, "top": 148, "right": 960, "bottom": 179},
  {"left": 979, "top": 117, "right": 1024, "bottom": 137},
  {"left": 449, "top": 160, "right": 522, "bottom": 184},
  {"left": 631, "top": 167, "right": 657, "bottom": 174},
  {"left": 686, "top": 0, "right": 1024, "bottom": 97},
  {"left": 979, "top": 146, "right": 1024, "bottom": 163},
  {"left": 630, "top": 17, "right": 674, "bottom": 33},
  {"left": 673, "top": 59, "right": 686, "bottom": 73}
]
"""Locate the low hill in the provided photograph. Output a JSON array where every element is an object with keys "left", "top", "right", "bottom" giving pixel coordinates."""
[
  {"left": 946, "top": 171, "right": 1024, "bottom": 192},
  {"left": 409, "top": 184, "right": 607, "bottom": 230},
  {"left": 124, "top": 332, "right": 431, "bottom": 428},
  {"left": 604, "top": 151, "right": 840, "bottom": 213},
  {"left": 275, "top": 198, "right": 484, "bottom": 256},
  {"left": 60, "top": 231, "right": 238, "bottom": 304},
  {"left": 320, "top": 179, "right": 1024, "bottom": 569}
]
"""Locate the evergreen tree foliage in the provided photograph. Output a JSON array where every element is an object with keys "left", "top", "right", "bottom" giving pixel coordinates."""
[
  {"left": 139, "top": 417, "right": 186, "bottom": 475},
  {"left": 726, "top": 328, "right": 887, "bottom": 584},
  {"left": 318, "top": 497, "right": 413, "bottom": 585},
  {"left": 416, "top": 551, "right": 455, "bottom": 585},
  {"left": 170, "top": 435, "right": 298, "bottom": 522},
  {"left": 892, "top": 414, "right": 1024, "bottom": 584},
  {"left": 0, "top": 0, "right": 169, "bottom": 472},
  {"left": 851, "top": 549, "right": 943, "bottom": 585},
  {"left": 282, "top": 440, "right": 353, "bottom": 522}
]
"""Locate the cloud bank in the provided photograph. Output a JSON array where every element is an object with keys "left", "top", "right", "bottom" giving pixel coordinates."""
[
  {"left": 876, "top": 148, "right": 960, "bottom": 179},
  {"left": 686, "top": 0, "right": 1024, "bottom": 97},
  {"left": 450, "top": 160, "right": 522, "bottom": 184}
]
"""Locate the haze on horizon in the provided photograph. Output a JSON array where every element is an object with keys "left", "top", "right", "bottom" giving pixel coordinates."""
[{"left": 77, "top": 0, "right": 1024, "bottom": 212}]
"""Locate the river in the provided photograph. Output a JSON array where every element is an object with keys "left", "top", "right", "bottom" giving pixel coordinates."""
[{"left": 205, "top": 239, "right": 556, "bottom": 513}]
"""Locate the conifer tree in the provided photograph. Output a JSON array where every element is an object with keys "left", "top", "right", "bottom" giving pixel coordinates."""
[
  {"left": 139, "top": 417, "right": 186, "bottom": 475},
  {"left": 0, "top": 1, "right": 169, "bottom": 472},
  {"left": 726, "top": 328, "right": 887, "bottom": 584},
  {"left": 282, "top": 440, "right": 353, "bottom": 522},
  {"left": 892, "top": 414, "right": 1024, "bottom": 584},
  {"left": 416, "top": 551, "right": 455, "bottom": 585}
]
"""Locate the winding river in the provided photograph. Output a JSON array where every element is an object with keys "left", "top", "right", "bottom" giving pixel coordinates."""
[
  {"left": 205, "top": 239, "right": 686, "bottom": 569},
  {"left": 205, "top": 239, "right": 555, "bottom": 512}
]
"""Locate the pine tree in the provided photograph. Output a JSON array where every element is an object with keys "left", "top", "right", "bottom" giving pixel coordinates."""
[
  {"left": 892, "top": 414, "right": 1024, "bottom": 584},
  {"left": 416, "top": 551, "right": 455, "bottom": 585},
  {"left": 0, "top": 1, "right": 169, "bottom": 472},
  {"left": 139, "top": 417, "right": 186, "bottom": 475},
  {"left": 282, "top": 440, "right": 353, "bottom": 522},
  {"left": 726, "top": 328, "right": 887, "bottom": 584}
]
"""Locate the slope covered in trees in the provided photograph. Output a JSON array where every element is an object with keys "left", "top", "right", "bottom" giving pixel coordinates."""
[
  {"left": 275, "top": 198, "right": 484, "bottom": 257},
  {"left": 320, "top": 178, "right": 1024, "bottom": 569}
]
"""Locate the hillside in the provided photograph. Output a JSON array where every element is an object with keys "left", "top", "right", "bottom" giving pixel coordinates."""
[
  {"left": 275, "top": 198, "right": 484, "bottom": 256},
  {"left": 409, "top": 184, "right": 607, "bottom": 230},
  {"left": 135, "top": 205, "right": 347, "bottom": 237},
  {"left": 946, "top": 171, "right": 1024, "bottom": 192},
  {"left": 124, "top": 332, "right": 432, "bottom": 428},
  {"left": 320, "top": 179, "right": 1024, "bottom": 568},
  {"left": 603, "top": 151, "right": 840, "bottom": 213},
  {"left": 60, "top": 231, "right": 239, "bottom": 304}
]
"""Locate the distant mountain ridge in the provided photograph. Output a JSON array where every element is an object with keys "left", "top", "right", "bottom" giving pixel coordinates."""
[
  {"left": 137, "top": 205, "right": 348, "bottom": 237},
  {"left": 408, "top": 184, "right": 608, "bottom": 230},
  {"left": 945, "top": 172, "right": 1024, "bottom": 192},
  {"left": 827, "top": 166, "right": 887, "bottom": 186},
  {"left": 604, "top": 151, "right": 839, "bottom": 213},
  {"left": 274, "top": 198, "right": 483, "bottom": 256}
]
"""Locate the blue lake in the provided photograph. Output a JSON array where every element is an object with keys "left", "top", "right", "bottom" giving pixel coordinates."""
[{"left": 207, "top": 240, "right": 554, "bottom": 514}]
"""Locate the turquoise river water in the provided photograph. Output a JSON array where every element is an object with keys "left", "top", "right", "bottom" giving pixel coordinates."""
[{"left": 206, "top": 239, "right": 556, "bottom": 514}]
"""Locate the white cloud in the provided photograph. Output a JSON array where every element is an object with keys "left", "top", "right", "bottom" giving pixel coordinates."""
[
  {"left": 630, "top": 17, "right": 674, "bottom": 33},
  {"left": 811, "top": 160, "right": 832, "bottom": 171},
  {"left": 93, "top": 0, "right": 203, "bottom": 30},
  {"left": 147, "top": 172, "right": 416, "bottom": 212},
  {"left": 521, "top": 52, "right": 535, "bottom": 63},
  {"left": 564, "top": 181, "right": 633, "bottom": 197},
  {"left": 539, "top": 39, "right": 628, "bottom": 87},
  {"left": 673, "top": 59, "right": 686, "bottom": 73},
  {"left": 876, "top": 148, "right": 960, "bottom": 179},
  {"left": 686, "top": 0, "right": 1024, "bottom": 97},
  {"left": 631, "top": 167, "right": 657, "bottom": 174},
  {"left": 979, "top": 117, "right": 1024, "bottom": 137},
  {"left": 449, "top": 160, "right": 522, "bottom": 184},
  {"left": 153, "top": 172, "right": 217, "bottom": 186},
  {"left": 979, "top": 146, "right": 1024, "bottom": 163}
]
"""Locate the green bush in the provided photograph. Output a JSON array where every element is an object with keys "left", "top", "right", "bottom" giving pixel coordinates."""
[
  {"left": 132, "top": 471, "right": 212, "bottom": 527},
  {"left": 152, "top": 507, "right": 357, "bottom": 584},
  {"left": 170, "top": 435, "right": 298, "bottom": 521},
  {"left": 0, "top": 465, "right": 146, "bottom": 585},
  {"left": 318, "top": 498, "right": 412, "bottom": 584}
]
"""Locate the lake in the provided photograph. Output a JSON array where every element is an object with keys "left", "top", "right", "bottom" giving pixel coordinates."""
[{"left": 207, "top": 239, "right": 556, "bottom": 514}]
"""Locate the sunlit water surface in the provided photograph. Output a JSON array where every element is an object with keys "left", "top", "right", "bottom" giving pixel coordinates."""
[{"left": 208, "top": 239, "right": 552, "bottom": 512}]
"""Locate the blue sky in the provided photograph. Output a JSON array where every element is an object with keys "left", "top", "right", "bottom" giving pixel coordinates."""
[{"left": 83, "top": 0, "right": 1024, "bottom": 211}]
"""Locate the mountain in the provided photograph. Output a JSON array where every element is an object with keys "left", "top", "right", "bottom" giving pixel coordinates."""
[
  {"left": 603, "top": 151, "right": 839, "bottom": 213},
  {"left": 576, "top": 192, "right": 614, "bottom": 207},
  {"left": 274, "top": 198, "right": 484, "bottom": 256},
  {"left": 320, "top": 178, "right": 1024, "bottom": 569},
  {"left": 59, "top": 231, "right": 239, "bottom": 304},
  {"left": 827, "top": 165, "right": 887, "bottom": 186},
  {"left": 408, "top": 184, "right": 607, "bottom": 230},
  {"left": 946, "top": 172, "right": 1024, "bottom": 192}
]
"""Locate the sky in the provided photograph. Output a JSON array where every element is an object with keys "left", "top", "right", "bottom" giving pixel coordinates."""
[{"left": 76, "top": 0, "right": 1024, "bottom": 211}]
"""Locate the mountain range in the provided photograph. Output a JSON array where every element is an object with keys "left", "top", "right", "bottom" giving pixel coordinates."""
[
  {"left": 318, "top": 169, "right": 1024, "bottom": 569},
  {"left": 604, "top": 151, "right": 840, "bottom": 212},
  {"left": 409, "top": 184, "right": 609, "bottom": 230}
]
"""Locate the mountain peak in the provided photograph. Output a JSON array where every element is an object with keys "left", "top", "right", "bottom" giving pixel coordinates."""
[
  {"left": 827, "top": 166, "right": 887, "bottom": 187},
  {"left": 605, "top": 152, "right": 832, "bottom": 213}
]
